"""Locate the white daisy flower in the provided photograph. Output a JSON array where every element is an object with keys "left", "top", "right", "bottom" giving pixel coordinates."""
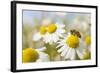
[
  {"left": 33, "top": 23, "right": 65, "bottom": 44},
  {"left": 22, "top": 47, "right": 50, "bottom": 63},
  {"left": 57, "top": 31, "right": 86, "bottom": 60}
]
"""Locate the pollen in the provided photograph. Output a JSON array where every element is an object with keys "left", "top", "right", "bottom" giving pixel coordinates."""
[
  {"left": 40, "top": 26, "right": 47, "bottom": 35},
  {"left": 47, "top": 24, "right": 57, "bottom": 33},
  {"left": 22, "top": 48, "right": 39, "bottom": 63},
  {"left": 66, "top": 35, "right": 79, "bottom": 48},
  {"left": 85, "top": 36, "right": 91, "bottom": 46}
]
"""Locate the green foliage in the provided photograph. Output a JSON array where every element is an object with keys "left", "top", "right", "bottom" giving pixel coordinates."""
[{"left": 44, "top": 43, "right": 59, "bottom": 61}]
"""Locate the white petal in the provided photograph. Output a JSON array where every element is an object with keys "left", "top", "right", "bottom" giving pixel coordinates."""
[
  {"left": 33, "top": 33, "right": 42, "bottom": 41},
  {"left": 36, "top": 51, "right": 50, "bottom": 62},
  {"left": 56, "top": 29, "right": 65, "bottom": 34},
  {"left": 48, "top": 34, "right": 53, "bottom": 44},
  {"left": 44, "top": 33, "right": 59, "bottom": 44},
  {"left": 57, "top": 40, "right": 65, "bottom": 45},
  {"left": 56, "top": 32, "right": 64, "bottom": 37},
  {"left": 76, "top": 39, "right": 85, "bottom": 59},
  {"left": 70, "top": 49, "right": 76, "bottom": 60},
  {"left": 57, "top": 46, "right": 66, "bottom": 53},
  {"left": 56, "top": 44, "right": 63, "bottom": 48},
  {"left": 51, "top": 34, "right": 59, "bottom": 43},
  {"left": 61, "top": 48, "right": 69, "bottom": 57},
  {"left": 43, "top": 34, "right": 51, "bottom": 43},
  {"left": 65, "top": 48, "right": 72, "bottom": 59}
]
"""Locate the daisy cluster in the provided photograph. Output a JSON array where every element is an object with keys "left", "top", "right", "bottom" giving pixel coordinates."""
[{"left": 22, "top": 12, "right": 91, "bottom": 63}]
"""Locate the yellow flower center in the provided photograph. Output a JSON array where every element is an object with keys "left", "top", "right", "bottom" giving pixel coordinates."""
[
  {"left": 40, "top": 26, "right": 47, "bottom": 35},
  {"left": 66, "top": 35, "right": 79, "bottom": 48},
  {"left": 85, "top": 36, "right": 91, "bottom": 46},
  {"left": 22, "top": 48, "right": 39, "bottom": 63},
  {"left": 47, "top": 24, "right": 57, "bottom": 33},
  {"left": 39, "top": 24, "right": 57, "bottom": 34}
]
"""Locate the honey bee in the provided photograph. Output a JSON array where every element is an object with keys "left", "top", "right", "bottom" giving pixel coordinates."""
[{"left": 70, "top": 29, "right": 81, "bottom": 38}]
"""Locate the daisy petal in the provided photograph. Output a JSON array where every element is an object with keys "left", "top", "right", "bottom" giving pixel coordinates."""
[
  {"left": 33, "top": 33, "right": 42, "bottom": 41},
  {"left": 57, "top": 46, "right": 66, "bottom": 53},
  {"left": 65, "top": 48, "right": 72, "bottom": 59},
  {"left": 56, "top": 44, "right": 63, "bottom": 48},
  {"left": 56, "top": 32, "right": 63, "bottom": 37},
  {"left": 44, "top": 34, "right": 51, "bottom": 43},
  {"left": 52, "top": 34, "right": 59, "bottom": 43},
  {"left": 61, "top": 48, "right": 69, "bottom": 57},
  {"left": 57, "top": 29, "right": 65, "bottom": 34},
  {"left": 36, "top": 51, "right": 50, "bottom": 62},
  {"left": 70, "top": 49, "right": 76, "bottom": 60}
]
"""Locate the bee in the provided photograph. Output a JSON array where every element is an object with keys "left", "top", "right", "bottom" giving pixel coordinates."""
[{"left": 70, "top": 29, "right": 81, "bottom": 38}]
